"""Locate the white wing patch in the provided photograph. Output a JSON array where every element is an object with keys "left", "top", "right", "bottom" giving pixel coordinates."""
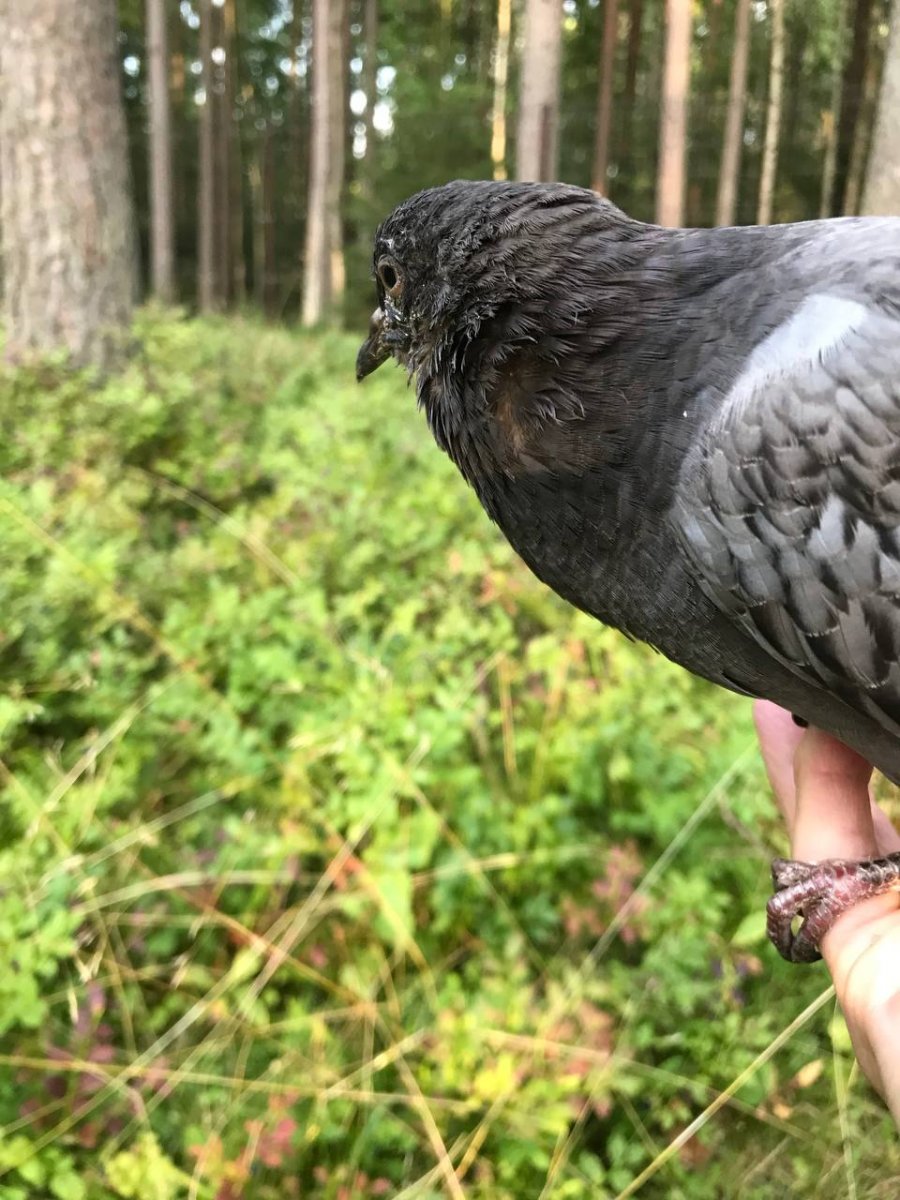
[{"left": 730, "top": 294, "right": 869, "bottom": 405}]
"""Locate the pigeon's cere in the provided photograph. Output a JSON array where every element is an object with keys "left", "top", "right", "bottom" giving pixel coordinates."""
[{"left": 358, "top": 179, "right": 900, "bottom": 964}]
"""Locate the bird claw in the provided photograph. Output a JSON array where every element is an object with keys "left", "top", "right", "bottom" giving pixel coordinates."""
[{"left": 767, "top": 853, "right": 900, "bottom": 964}]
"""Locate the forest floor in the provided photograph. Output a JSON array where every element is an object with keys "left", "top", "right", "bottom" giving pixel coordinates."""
[{"left": 0, "top": 311, "right": 897, "bottom": 1199}]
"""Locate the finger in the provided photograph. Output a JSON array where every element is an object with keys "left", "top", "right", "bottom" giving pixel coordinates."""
[
  {"left": 790, "top": 727, "right": 876, "bottom": 862},
  {"left": 872, "top": 801, "right": 900, "bottom": 855},
  {"left": 753, "top": 700, "right": 804, "bottom": 825},
  {"left": 869, "top": 981, "right": 900, "bottom": 1127},
  {"left": 824, "top": 919, "right": 900, "bottom": 1110}
]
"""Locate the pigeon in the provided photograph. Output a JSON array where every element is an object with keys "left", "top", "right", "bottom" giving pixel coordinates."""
[{"left": 356, "top": 179, "right": 900, "bottom": 964}]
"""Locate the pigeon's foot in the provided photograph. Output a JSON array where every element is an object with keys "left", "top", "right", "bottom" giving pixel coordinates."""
[{"left": 767, "top": 853, "right": 900, "bottom": 963}]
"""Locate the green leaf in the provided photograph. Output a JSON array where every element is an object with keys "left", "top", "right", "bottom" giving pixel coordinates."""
[
  {"left": 50, "top": 1171, "right": 86, "bottom": 1200},
  {"left": 730, "top": 909, "right": 767, "bottom": 947}
]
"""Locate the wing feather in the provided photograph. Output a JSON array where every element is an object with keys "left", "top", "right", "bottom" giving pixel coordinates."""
[{"left": 672, "top": 296, "right": 900, "bottom": 736}]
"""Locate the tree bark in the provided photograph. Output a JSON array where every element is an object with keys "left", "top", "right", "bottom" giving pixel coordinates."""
[
  {"left": 146, "top": 0, "right": 175, "bottom": 302},
  {"left": 656, "top": 0, "right": 692, "bottom": 226},
  {"left": 702, "top": 0, "right": 724, "bottom": 77},
  {"left": 783, "top": 11, "right": 807, "bottom": 159},
  {"left": 0, "top": 0, "right": 136, "bottom": 369},
  {"left": 169, "top": 0, "right": 185, "bottom": 249},
  {"left": 361, "top": 0, "right": 378, "bottom": 190},
  {"left": 862, "top": 0, "right": 900, "bottom": 214},
  {"left": 515, "top": 0, "right": 563, "bottom": 181},
  {"left": 624, "top": 0, "right": 643, "bottom": 112},
  {"left": 844, "top": 31, "right": 883, "bottom": 215},
  {"left": 287, "top": 1, "right": 309, "bottom": 299},
  {"left": 301, "top": 0, "right": 347, "bottom": 326},
  {"left": 197, "top": 0, "right": 217, "bottom": 311},
  {"left": 832, "top": 0, "right": 875, "bottom": 214},
  {"left": 250, "top": 123, "right": 278, "bottom": 317},
  {"left": 820, "top": 0, "right": 849, "bottom": 217},
  {"left": 262, "top": 125, "right": 277, "bottom": 317},
  {"left": 592, "top": 0, "right": 620, "bottom": 195},
  {"left": 213, "top": 1, "right": 231, "bottom": 306},
  {"left": 715, "top": 0, "right": 751, "bottom": 226},
  {"left": 223, "top": 0, "right": 245, "bottom": 306},
  {"left": 757, "top": 0, "right": 785, "bottom": 226},
  {"left": 490, "top": 0, "right": 512, "bottom": 180}
]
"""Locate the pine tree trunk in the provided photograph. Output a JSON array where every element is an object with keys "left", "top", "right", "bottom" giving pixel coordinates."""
[
  {"left": 0, "top": 0, "right": 136, "bottom": 369},
  {"left": 223, "top": 0, "right": 245, "bottom": 306},
  {"left": 250, "top": 123, "right": 278, "bottom": 317},
  {"left": 213, "top": 2, "right": 231, "bottom": 307},
  {"left": 490, "top": 0, "right": 512, "bottom": 180},
  {"left": 197, "top": 0, "right": 217, "bottom": 311},
  {"left": 702, "top": 0, "right": 724, "bottom": 76},
  {"left": 262, "top": 126, "right": 277, "bottom": 317},
  {"left": 592, "top": 0, "right": 620, "bottom": 195},
  {"left": 361, "top": 0, "right": 378, "bottom": 191},
  {"left": 301, "top": 0, "right": 347, "bottom": 326},
  {"left": 757, "top": 0, "right": 785, "bottom": 225},
  {"left": 354, "top": 0, "right": 378, "bottom": 274},
  {"left": 330, "top": 6, "right": 348, "bottom": 306},
  {"left": 832, "top": 0, "right": 875, "bottom": 213},
  {"left": 288, "top": 1, "right": 309, "bottom": 304},
  {"left": 169, "top": 0, "right": 185, "bottom": 252},
  {"left": 862, "top": 0, "right": 900, "bottom": 214},
  {"left": 820, "top": 0, "right": 849, "bottom": 217},
  {"left": 715, "top": 0, "right": 751, "bottom": 226},
  {"left": 656, "top": 0, "right": 692, "bottom": 226},
  {"left": 783, "top": 14, "right": 807, "bottom": 159},
  {"left": 146, "top": 0, "right": 175, "bottom": 302},
  {"left": 515, "top": 0, "right": 563, "bottom": 181},
  {"left": 624, "top": 0, "right": 643, "bottom": 111},
  {"left": 844, "top": 36, "right": 882, "bottom": 214},
  {"left": 250, "top": 136, "right": 264, "bottom": 313}
]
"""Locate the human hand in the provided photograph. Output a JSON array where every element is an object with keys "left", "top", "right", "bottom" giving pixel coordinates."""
[{"left": 754, "top": 700, "right": 900, "bottom": 1125}]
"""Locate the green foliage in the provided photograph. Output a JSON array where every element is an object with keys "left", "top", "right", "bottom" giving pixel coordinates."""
[{"left": 0, "top": 313, "right": 898, "bottom": 1197}]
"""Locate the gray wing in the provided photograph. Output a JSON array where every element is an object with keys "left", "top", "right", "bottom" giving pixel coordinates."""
[{"left": 672, "top": 292, "right": 900, "bottom": 735}]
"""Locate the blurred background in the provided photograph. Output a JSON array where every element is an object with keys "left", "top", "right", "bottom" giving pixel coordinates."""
[{"left": 1, "top": 1, "right": 900, "bottom": 1197}]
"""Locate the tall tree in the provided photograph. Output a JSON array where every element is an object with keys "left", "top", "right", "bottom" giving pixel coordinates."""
[
  {"left": 656, "top": 0, "right": 692, "bottom": 226},
  {"left": 490, "top": 0, "right": 512, "bottom": 180},
  {"left": 0, "top": 0, "right": 136, "bottom": 368},
  {"left": 515, "top": 0, "right": 563, "bottom": 180},
  {"left": 623, "top": 0, "right": 643, "bottom": 114},
  {"left": 757, "top": 0, "right": 785, "bottom": 225},
  {"left": 212, "top": 0, "right": 233, "bottom": 306},
  {"left": 820, "top": 0, "right": 850, "bottom": 217},
  {"left": 146, "top": 0, "right": 175, "bottom": 302},
  {"left": 301, "top": 0, "right": 347, "bottom": 326},
  {"left": 844, "top": 28, "right": 883, "bottom": 214},
  {"left": 222, "top": 0, "right": 245, "bottom": 306},
  {"left": 701, "top": 0, "right": 724, "bottom": 76},
  {"left": 862, "top": 0, "right": 900, "bottom": 214},
  {"left": 250, "top": 124, "right": 277, "bottom": 316},
  {"left": 197, "top": 0, "right": 217, "bottom": 312},
  {"left": 361, "top": 0, "right": 379, "bottom": 196},
  {"left": 715, "top": 0, "right": 751, "bottom": 226},
  {"left": 169, "top": 0, "right": 187, "bottom": 251},
  {"left": 832, "top": 0, "right": 875, "bottom": 213},
  {"left": 592, "top": 0, "right": 620, "bottom": 195}
]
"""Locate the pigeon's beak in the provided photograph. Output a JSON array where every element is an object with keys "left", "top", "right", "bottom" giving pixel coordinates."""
[{"left": 356, "top": 307, "right": 390, "bottom": 381}]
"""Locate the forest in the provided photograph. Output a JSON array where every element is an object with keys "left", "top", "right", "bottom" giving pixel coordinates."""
[{"left": 1, "top": 1, "right": 900, "bottom": 1197}]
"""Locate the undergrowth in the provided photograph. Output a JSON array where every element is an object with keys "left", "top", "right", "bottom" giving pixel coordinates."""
[{"left": 0, "top": 311, "right": 897, "bottom": 1198}]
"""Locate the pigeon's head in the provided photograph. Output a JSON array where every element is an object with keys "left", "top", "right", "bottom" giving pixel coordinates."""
[
  {"left": 356, "top": 180, "right": 649, "bottom": 495},
  {"left": 356, "top": 179, "right": 618, "bottom": 385}
]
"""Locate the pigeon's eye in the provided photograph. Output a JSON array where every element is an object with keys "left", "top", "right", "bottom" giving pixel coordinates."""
[{"left": 377, "top": 258, "right": 403, "bottom": 298}]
